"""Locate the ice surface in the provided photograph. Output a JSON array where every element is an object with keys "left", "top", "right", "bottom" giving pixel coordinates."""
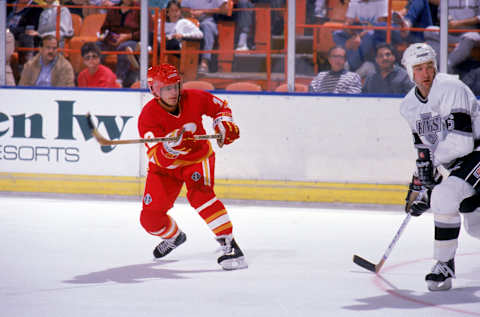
[{"left": 1, "top": 195, "right": 479, "bottom": 316}]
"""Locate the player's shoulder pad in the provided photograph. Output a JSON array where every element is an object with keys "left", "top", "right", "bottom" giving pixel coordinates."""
[
  {"left": 434, "top": 73, "right": 464, "bottom": 90},
  {"left": 399, "top": 88, "right": 417, "bottom": 117}
]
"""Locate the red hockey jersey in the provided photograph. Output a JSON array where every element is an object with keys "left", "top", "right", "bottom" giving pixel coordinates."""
[{"left": 138, "top": 89, "right": 231, "bottom": 170}]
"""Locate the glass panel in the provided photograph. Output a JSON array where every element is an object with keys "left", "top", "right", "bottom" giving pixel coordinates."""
[{"left": 3, "top": 0, "right": 479, "bottom": 95}]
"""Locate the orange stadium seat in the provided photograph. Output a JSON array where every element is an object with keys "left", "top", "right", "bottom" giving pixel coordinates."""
[
  {"left": 68, "top": 13, "right": 107, "bottom": 74},
  {"left": 392, "top": 0, "right": 408, "bottom": 11},
  {"left": 71, "top": 13, "right": 83, "bottom": 37},
  {"left": 183, "top": 80, "right": 215, "bottom": 90},
  {"left": 225, "top": 81, "right": 262, "bottom": 91},
  {"left": 275, "top": 83, "right": 309, "bottom": 92},
  {"left": 79, "top": 13, "right": 106, "bottom": 37},
  {"left": 130, "top": 81, "right": 141, "bottom": 88},
  {"left": 327, "top": 0, "right": 348, "bottom": 22}
]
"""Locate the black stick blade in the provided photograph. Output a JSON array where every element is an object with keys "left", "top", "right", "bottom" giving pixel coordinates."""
[
  {"left": 86, "top": 113, "right": 95, "bottom": 130},
  {"left": 353, "top": 255, "right": 376, "bottom": 273}
]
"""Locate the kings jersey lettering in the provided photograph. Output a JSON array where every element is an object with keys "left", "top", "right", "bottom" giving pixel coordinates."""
[{"left": 416, "top": 113, "right": 443, "bottom": 136}]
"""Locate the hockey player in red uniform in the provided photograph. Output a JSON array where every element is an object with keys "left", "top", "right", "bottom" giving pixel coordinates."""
[{"left": 137, "top": 63, "right": 247, "bottom": 270}]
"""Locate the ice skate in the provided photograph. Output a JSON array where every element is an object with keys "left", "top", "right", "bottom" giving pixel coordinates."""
[
  {"left": 216, "top": 235, "right": 248, "bottom": 270},
  {"left": 153, "top": 231, "right": 186, "bottom": 258},
  {"left": 425, "top": 258, "right": 455, "bottom": 291}
]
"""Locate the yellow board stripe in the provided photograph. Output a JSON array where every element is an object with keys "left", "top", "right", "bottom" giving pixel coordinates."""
[{"left": 0, "top": 172, "right": 407, "bottom": 205}]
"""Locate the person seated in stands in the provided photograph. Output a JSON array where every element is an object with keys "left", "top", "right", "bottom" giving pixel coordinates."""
[
  {"left": 96, "top": 0, "right": 151, "bottom": 87},
  {"left": 312, "top": 0, "right": 327, "bottom": 24},
  {"left": 333, "top": 0, "right": 404, "bottom": 81},
  {"left": 392, "top": 0, "right": 434, "bottom": 44},
  {"left": 181, "top": 0, "right": 229, "bottom": 73},
  {"left": 362, "top": 43, "right": 413, "bottom": 94},
  {"left": 7, "top": 0, "right": 43, "bottom": 70},
  {"left": 61, "top": 0, "right": 86, "bottom": 18},
  {"left": 77, "top": 41, "right": 118, "bottom": 88},
  {"left": 157, "top": 0, "right": 203, "bottom": 51},
  {"left": 232, "top": 0, "right": 255, "bottom": 51},
  {"left": 32, "top": 0, "right": 74, "bottom": 48},
  {"left": 19, "top": 34, "right": 75, "bottom": 87},
  {"left": 309, "top": 46, "right": 362, "bottom": 94},
  {"left": 86, "top": 0, "right": 122, "bottom": 15},
  {"left": 424, "top": 0, "right": 480, "bottom": 75}
]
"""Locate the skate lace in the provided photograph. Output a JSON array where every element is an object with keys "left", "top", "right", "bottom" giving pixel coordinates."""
[
  {"left": 431, "top": 261, "right": 454, "bottom": 277},
  {"left": 215, "top": 244, "right": 231, "bottom": 255},
  {"left": 157, "top": 239, "right": 176, "bottom": 254}
]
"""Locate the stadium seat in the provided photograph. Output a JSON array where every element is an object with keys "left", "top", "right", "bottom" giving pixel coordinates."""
[
  {"left": 275, "top": 83, "right": 309, "bottom": 92},
  {"left": 225, "top": 81, "right": 262, "bottom": 91},
  {"left": 71, "top": 13, "right": 83, "bottom": 37},
  {"left": 79, "top": 13, "right": 106, "bottom": 37},
  {"left": 327, "top": 0, "right": 348, "bottom": 22},
  {"left": 130, "top": 81, "right": 141, "bottom": 88},
  {"left": 183, "top": 80, "right": 215, "bottom": 90},
  {"left": 68, "top": 13, "right": 107, "bottom": 75}
]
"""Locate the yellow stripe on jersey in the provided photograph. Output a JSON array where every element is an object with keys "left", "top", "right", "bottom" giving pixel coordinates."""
[
  {"left": 202, "top": 159, "right": 211, "bottom": 186},
  {"left": 205, "top": 209, "right": 227, "bottom": 223},
  {"left": 213, "top": 222, "right": 232, "bottom": 234}
]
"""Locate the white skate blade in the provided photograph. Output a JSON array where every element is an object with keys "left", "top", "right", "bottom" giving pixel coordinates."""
[
  {"left": 427, "top": 278, "right": 452, "bottom": 291},
  {"left": 219, "top": 256, "right": 248, "bottom": 271}
]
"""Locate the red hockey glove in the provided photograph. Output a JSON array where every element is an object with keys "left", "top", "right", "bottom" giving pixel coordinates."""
[{"left": 213, "top": 112, "right": 239, "bottom": 147}]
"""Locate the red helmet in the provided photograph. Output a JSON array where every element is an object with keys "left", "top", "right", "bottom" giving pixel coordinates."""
[{"left": 147, "top": 64, "right": 181, "bottom": 98}]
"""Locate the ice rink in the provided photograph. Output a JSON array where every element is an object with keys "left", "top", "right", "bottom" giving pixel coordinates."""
[{"left": 1, "top": 194, "right": 479, "bottom": 317}]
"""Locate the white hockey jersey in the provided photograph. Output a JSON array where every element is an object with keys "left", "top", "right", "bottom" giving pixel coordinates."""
[{"left": 400, "top": 73, "right": 480, "bottom": 168}]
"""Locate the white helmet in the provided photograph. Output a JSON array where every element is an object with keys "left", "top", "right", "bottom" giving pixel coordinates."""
[{"left": 401, "top": 43, "right": 437, "bottom": 81}]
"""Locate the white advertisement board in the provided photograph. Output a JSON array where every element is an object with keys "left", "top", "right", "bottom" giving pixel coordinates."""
[
  {"left": 1, "top": 88, "right": 416, "bottom": 184},
  {"left": 0, "top": 88, "right": 143, "bottom": 176},
  {"left": 214, "top": 93, "right": 416, "bottom": 184}
]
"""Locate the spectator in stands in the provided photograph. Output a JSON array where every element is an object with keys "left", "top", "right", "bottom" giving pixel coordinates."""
[
  {"left": 32, "top": 0, "right": 74, "bottom": 48},
  {"left": 309, "top": 46, "right": 362, "bottom": 94},
  {"left": 156, "top": 0, "right": 203, "bottom": 51},
  {"left": 5, "top": 29, "right": 16, "bottom": 86},
  {"left": 96, "top": 0, "right": 150, "bottom": 87},
  {"left": 19, "top": 34, "right": 75, "bottom": 86},
  {"left": 462, "top": 66, "right": 480, "bottom": 96},
  {"left": 77, "top": 42, "right": 118, "bottom": 88},
  {"left": 236, "top": 0, "right": 317, "bottom": 49},
  {"left": 392, "top": 0, "right": 434, "bottom": 43},
  {"left": 7, "top": 0, "right": 43, "bottom": 68},
  {"left": 86, "top": 0, "right": 122, "bottom": 15},
  {"left": 181, "top": 0, "right": 229, "bottom": 73},
  {"left": 313, "top": 0, "right": 327, "bottom": 24},
  {"left": 61, "top": 0, "right": 85, "bottom": 18},
  {"left": 424, "top": 0, "right": 480, "bottom": 75},
  {"left": 233, "top": 0, "right": 255, "bottom": 51},
  {"left": 362, "top": 43, "right": 413, "bottom": 94},
  {"left": 333, "top": 0, "right": 404, "bottom": 80}
]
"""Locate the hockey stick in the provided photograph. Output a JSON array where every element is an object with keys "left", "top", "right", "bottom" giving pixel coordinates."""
[
  {"left": 86, "top": 113, "right": 222, "bottom": 146},
  {"left": 353, "top": 213, "right": 412, "bottom": 273}
]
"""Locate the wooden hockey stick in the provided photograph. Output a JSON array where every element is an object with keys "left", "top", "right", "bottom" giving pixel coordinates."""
[
  {"left": 86, "top": 113, "right": 222, "bottom": 146},
  {"left": 353, "top": 213, "right": 412, "bottom": 273}
]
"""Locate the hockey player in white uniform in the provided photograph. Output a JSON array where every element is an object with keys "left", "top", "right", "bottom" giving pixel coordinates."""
[{"left": 400, "top": 43, "right": 480, "bottom": 291}]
